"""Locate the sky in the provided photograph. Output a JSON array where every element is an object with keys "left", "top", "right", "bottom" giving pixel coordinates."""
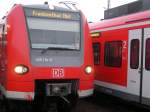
[{"left": 0, "top": 0, "right": 138, "bottom": 22}]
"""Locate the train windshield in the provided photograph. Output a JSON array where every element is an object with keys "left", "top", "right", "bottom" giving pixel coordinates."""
[{"left": 27, "top": 17, "right": 80, "bottom": 50}]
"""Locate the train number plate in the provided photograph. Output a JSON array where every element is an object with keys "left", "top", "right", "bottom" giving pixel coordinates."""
[{"left": 52, "top": 68, "right": 64, "bottom": 78}]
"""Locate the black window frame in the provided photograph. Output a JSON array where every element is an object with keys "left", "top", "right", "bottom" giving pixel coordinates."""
[
  {"left": 145, "top": 38, "right": 150, "bottom": 70},
  {"left": 130, "top": 39, "right": 140, "bottom": 69},
  {"left": 104, "top": 41, "right": 122, "bottom": 67},
  {"left": 23, "top": 7, "right": 83, "bottom": 51},
  {"left": 2, "top": 24, "right": 6, "bottom": 47},
  {"left": 93, "top": 42, "right": 100, "bottom": 65}
]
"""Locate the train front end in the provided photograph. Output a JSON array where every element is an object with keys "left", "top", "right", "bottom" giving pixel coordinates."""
[{"left": 1, "top": 4, "right": 94, "bottom": 111}]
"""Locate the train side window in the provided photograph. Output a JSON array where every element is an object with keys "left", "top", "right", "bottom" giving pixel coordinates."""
[
  {"left": 104, "top": 41, "right": 122, "bottom": 67},
  {"left": 1, "top": 24, "right": 7, "bottom": 47},
  {"left": 0, "top": 25, "right": 3, "bottom": 45},
  {"left": 130, "top": 39, "right": 139, "bottom": 69},
  {"left": 145, "top": 38, "right": 150, "bottom": 70},
  {"left": 93, "top": 43, "right": 100, "bottom": 65},
  {"left": 0, "top": 24, "right": 2, "bottom": 37}
]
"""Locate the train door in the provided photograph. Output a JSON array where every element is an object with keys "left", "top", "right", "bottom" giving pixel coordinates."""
[
  {"left": 142, "top": 28, "right": 150, "bottom": 105},
  {"left": 127, "top": 29, "right": 142, "bottom": 102},
  {"left": 128, "top": 28, "right": 150, "bottom": 105}
]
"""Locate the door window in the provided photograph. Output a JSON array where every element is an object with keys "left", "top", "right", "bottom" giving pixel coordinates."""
[
  {"left": 130, "top": 39, "right": 140, "bottom": 69},
  {"left": 145, "top": 38, "right": 150, "bottom": 70}
]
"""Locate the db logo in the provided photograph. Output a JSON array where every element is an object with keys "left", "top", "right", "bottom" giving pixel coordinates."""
[{"left": 52, "top": 68, "right": 64, "bottom": 78}]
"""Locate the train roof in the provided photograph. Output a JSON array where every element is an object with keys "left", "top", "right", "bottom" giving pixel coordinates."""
[
  {"left": 1, "top": 3, "right": 80, "bottom": 20},
  {"left": 90, "top": 10, "right": 150, "bottom": 31},
  {"left": 23, "top": 4, "right": 78, "bottom": 12}
]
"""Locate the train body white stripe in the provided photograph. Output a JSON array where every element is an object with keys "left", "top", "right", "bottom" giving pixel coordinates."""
[
  {"left": 0, "top": 84, "right": 34, "bottom": 100},
  {"left": 94, "top": 80, "right": 127, "bottom": 92},
  {"left": 0, "top": 84, "right": 93, "bottom": 100},
  {"left": 78, "top": 89, "right": 93, "bottom": 98},
  {"left": 6, "top": 91, "right": 35, "bottom": 100},
  {"left": 91, "top": 20, "right": 150, "bottom": 32}
]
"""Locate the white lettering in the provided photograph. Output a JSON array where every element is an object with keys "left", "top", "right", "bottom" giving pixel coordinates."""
[
  {"left": 35, "top": 57, "right": 53, "bottom": 62},
  {"left": 52, "top": 68, "right": 64, "bottom": 78}
]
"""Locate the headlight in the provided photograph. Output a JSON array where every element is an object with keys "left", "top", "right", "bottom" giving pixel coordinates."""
[
  {"left": 85, "top": 66, "right": 92, "bottom": 74},
  {"left": 14, "top": 65, "right": 29, "bottom": 75}
]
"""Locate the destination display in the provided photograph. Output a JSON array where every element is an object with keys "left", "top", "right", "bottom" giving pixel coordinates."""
[
  {"left": 91, "top": 32, "right": 100, "bottom": 38},
  {"left": 24, "top": 8, "right": 80, "bottom": 20}
]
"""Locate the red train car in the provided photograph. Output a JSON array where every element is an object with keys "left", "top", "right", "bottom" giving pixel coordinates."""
[
  {"left": 90, "top": 10, "right": 150, "bottom": 106},
  {"left": 0, "top": 3, "right": 94, "bottom": 112}
]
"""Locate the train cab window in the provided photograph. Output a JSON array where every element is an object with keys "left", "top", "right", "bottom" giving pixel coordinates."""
[
  {"left": 130, "top": 39, "right": 139, "bottom": 69},
  {"left": 93, "top": 43, "right": 100, "bottom": 65},
  {"left": 145, "top": 38, "right": 150, "bottom": 70},
  {"left": 104, "top": 41, "right": 122, "bottom": 67},
  {"left": 27, "top": 17, "right": 80, "bottom": 50}
]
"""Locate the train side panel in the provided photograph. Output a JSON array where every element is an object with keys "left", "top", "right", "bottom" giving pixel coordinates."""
[{"left": 90, "top": 10, "right": 150, "bottom": 106}]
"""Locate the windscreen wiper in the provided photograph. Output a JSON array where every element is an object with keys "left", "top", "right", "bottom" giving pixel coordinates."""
[{"left": 41, "top": 47, "right": 75, "bottom": 54}]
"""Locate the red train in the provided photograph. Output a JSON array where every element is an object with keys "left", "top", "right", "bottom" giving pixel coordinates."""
[
  {"left": 0, "top": 3, "right": 94, "bottom": 112},
  {"left": 90, "top": 10, "right": 150, "bottom": 106}
]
